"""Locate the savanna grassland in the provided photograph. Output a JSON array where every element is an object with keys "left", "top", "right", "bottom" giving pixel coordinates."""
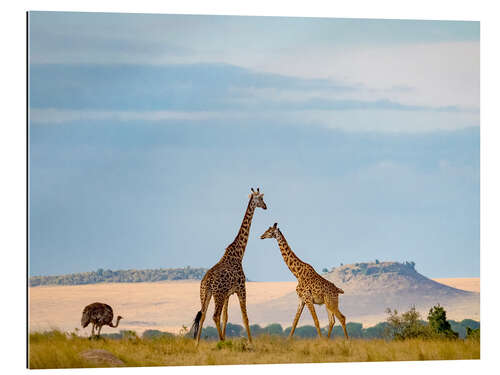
[
  {"left": 28, "top": 268, "right": 480, "bottom": 368},
  {"left": 29, "top": 277, "right": 480, "bottom": 335},
  {"left": 28, "top": 330, "right": 480, "bottom": 369}
]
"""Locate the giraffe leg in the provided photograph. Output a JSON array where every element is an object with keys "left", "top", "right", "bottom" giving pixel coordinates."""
[
  {"left": 236, "top": 289, "right": 252, "bottom": 343},
  {"left": 288, "top": 300, "right": 305, "bottom": 339},
  {"left": 325, "top": 294, "right": 342, "bottom": 339},
  {"left": 212, "top": 294, "right": 225, "bottom": 341},
  {"left": 221, "top": 296, "right": 230, "bottom": 340},
  {"left": 327, "top": 309, "right": 335, "bottom": 338},
  {"left": 305, "top": 300, "right": 322, "bottom": 338},
  {"left": 334, "top": 309, "right": 348, "bottom": 339},
  {"left": 195, "top": 291, "right": 212, "bottom": 347}
]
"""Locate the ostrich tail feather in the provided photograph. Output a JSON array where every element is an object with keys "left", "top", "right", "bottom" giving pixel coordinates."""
[{"left": 81, "top": 311, "right": 90, "bottom": 328}]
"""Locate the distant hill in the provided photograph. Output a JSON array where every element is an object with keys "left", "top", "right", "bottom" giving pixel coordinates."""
[
  {"left": 29, "top": 267, "right": 208, "bottom": 287},
  {"left": 252, "top": 261, "right": 479, "bottom": 325},
  {"left": 323, "top": 261, "right": 472, "bottom": 298}
]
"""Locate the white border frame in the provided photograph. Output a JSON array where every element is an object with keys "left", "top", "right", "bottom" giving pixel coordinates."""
[{"left": 2, "top": 1, "right": 498, "bottom": 374}]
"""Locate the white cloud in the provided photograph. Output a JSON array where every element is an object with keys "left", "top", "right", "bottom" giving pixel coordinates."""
[
  {"left": 29, "top": 108, "right": 247, "bottom": 124},
  {"left": 30, "top": 107, "right": 478, "bottom": 133},
  {"left": 29, "top": 14, "right": 479, "bottom": 112},
  {"left": 215, "top": 42, "right": 479, "bottom": 109}
]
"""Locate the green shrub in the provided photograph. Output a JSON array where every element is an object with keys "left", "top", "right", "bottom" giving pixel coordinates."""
[
  {"left": 385, "top": 306, "right": 432, "bottom": 340},
  {"left": 428, "top": 304, "right": 458, "bottom": 339},
  {"left": 466, "top": 327, "right": 480, "bottom": 340}
]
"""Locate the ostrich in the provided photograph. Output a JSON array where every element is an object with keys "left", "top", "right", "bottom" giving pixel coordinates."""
[{"left": 81, "top": 302, "right": 123, "bottom": 338}]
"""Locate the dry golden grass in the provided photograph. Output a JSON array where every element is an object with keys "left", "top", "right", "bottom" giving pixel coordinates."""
[{"left": 28, "top": 330, "right": 480, "bottom": 369}]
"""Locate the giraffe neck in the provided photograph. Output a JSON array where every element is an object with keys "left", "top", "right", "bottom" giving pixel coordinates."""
[
  {"left": 223, "top": 198, "right": 255, "bottom": 261},
  {"left": 275, "top": 229, "right": 305, "bottom": 279}
]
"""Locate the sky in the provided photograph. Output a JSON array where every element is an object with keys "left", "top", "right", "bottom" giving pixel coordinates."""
[{"left": 28, "top": 12, "right": 479, "bottom": 280}]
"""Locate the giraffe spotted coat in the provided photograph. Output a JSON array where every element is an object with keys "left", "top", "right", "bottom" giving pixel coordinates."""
[
  {"left": 261, "top": 223, "right": 349, "bottom": 339},
  {"left": 192, "top": 188, "right": 267, "bottom": 346}
]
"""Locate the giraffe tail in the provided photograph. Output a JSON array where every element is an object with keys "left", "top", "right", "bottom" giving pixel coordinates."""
[{"left": 192, "top": 311, "right": 202, "bottom": 338}]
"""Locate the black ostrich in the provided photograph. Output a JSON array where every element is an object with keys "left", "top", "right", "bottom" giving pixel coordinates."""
[{"left": 81, "top": 302, "right": 123, "bottom": 338}]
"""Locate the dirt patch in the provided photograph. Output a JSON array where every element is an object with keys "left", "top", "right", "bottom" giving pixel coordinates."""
[{"left": 80, "top": 349, "right": 124, "bottom": 367}]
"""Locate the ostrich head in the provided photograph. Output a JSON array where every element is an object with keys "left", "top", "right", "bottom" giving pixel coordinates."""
[{"left": 110, "top": 315, "right": 124, "bottom": 328}]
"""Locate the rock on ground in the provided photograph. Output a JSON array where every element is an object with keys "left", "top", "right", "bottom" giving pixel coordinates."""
[{"left": 80, "top": 349, "right": 125, "bottom": 367}]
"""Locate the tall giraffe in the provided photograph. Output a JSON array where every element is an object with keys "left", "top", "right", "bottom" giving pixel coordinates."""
[
  {"left": 192, "top": 188, "right": 267, "bottom": 346},
  {"left": 260, "top": 223, "right": 348, "bottom": 339}
]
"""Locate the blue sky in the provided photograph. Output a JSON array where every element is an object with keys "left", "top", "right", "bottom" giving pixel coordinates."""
[{"left": 28, "top": 12, "right": 479, "bottom": 280}]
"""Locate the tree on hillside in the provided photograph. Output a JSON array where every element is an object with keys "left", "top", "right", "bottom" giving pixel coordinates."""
[
  {"left": 428, "top": 304, "right": 458, "bottom": 339},
  {"left": 385, "top": 306, "right": 430, "bottom": 340},
  {"left": 29, "top": 267, "right": 208, "bottom": 286},
  {"left": 466, "top": 327, "right": 480, "bottom": 340},
  {"left": 363, "top": 322, "right": 390, "bottom": 339},
  {"left": 265, "top": 323, "right": 284, "bottom": 336},
  {"left": 404, "top": 261, "right": 416, "bottom": 269},
  {"left": 284, "top": 325, "right": 318, "bottom": 338},
  {"left": 322, "top": 268, "right": 329, "bottom": 273},
  {"left": 249, "top": 324, "right": 265, "bottom": 337},
  {"left": 224, "top": 323, "right": 244, "bottom": 337},
  {"left": 200, "top": 326, "right": 219, "bottom": 340},
  {"left": 331, "top": 322, "right": 362, "bottom": 338}
]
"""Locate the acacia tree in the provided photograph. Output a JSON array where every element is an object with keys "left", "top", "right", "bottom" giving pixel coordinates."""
[
  {"left": 428, "top": 304, "right": 458, "bottom": 339},
  {"left": 385, "top": 306, "right": 430, "bottom": 340}
]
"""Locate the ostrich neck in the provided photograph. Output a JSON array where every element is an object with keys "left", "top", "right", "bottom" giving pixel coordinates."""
[
  {"left": 223, "top": 199, "right": 255, "bottom": 261},
  {"left": 111, "top": 317, "right": 122, "bottom": 328},
  {"left": 276, "top": 230, "right": 304, "bottom": 279}
]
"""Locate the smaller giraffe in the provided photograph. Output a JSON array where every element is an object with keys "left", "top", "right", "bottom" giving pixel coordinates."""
[{"left": 261, "top": 223, "right": 348, "bottom": 339}]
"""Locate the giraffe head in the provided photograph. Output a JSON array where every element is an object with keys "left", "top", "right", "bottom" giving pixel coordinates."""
[
  {"left": 249, "top": 187, "right": 267, "bottom": 210},
  {"left": 260, "top": 222, "right": 279, "bottom": 239}
]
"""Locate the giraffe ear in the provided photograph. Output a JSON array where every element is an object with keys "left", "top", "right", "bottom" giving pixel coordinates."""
[
  {"left": 249, "top": 194, "right": 252, "bottom": 199},
  {"left": 273, "top": 222, "right": 277, "bottom": 228}
]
